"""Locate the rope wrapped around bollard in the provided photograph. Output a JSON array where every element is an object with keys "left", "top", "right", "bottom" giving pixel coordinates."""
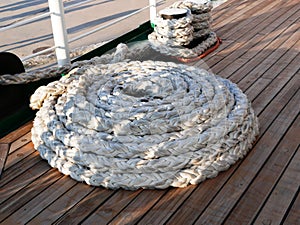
[
  {"left": 148, "top": 1, "right": 220, "bottom": 61},
  {"left": 30, "top": 60, "right": 259, "bottom": 190}
]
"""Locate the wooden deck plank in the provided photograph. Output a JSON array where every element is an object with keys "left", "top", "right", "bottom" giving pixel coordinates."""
[
  {"left": 217, "top": 0, "right": 282, "bottom": 39},
  {"left": 0, "top": 160, "right": 51, "bottom": 205},
  {"left": 252, "top": 145, "right": 300, "bottom": 224},
  {"left": 0, "top": 169, "right": 62, "bottom": 222},
  {"left": 245, "top": 52, "right": 300, "bottom": 102},
  {"left": 191, "top": 89, "right": 300, "bottom": 224},
  {"left": 0, "top": 143, "right": 9, "bottom": 177},
  {"left": 136, "top": 186, "right": 195, "bottom": 224},
  {"left": 0, "top": 151, "right": 42, "bottom": 187},
  {"left": 3, "top": 141, "right": 35, "bottom": 170},
  {"left": 224, "top": 114, "right": 300, "bottom": 224},
  {"left": 212, "top": 0, "right": 246, "bottom": 22},
  {"left": 108, "top": 189, "right": 167, "bottom": 225},
  {"left": 229, "top": 22, "right": 300, "bottom": 88},
  {"left": 2, "top": 176, "right": 77, "bottom": 225},
  {"left": 213, "top": 0, "right": 275, "bottom": 35},
  {"left": 208, "top": 0, "right": 293, "bottom": 59},
  {"left": 0, "top": 121, "right": 32, "bottom": 143},
  {"left": 283, "top": 188, "right": 300, "bottom": 225},
  {"left": 251, "top": 62, "right": 300, "bottom": 117},
  {"left": 209, "top": 1, "right": 299, "bottom": 74},
  {"left": 159, "top": 7, "right": 298, "bottom": 224},
  {"left": 214, "top": 8, "right": 300, "bottom": 80},
  {"left": 81, "top": 189, "right": 143, "bottom": 225},
  {"left": 9, "top": 131, "right": 32, "bottom": 154},
  {"left": 0, "top": 0, "right": 299, "bottom": 224},
  {"left": 27, "top": 183, "right": 94, "bottom": 225},
  {"left": 262, "top": 45, "right": 300, "bottom": 80},
  {"left": 161, "top": 73, "right": 277, "bottom": 224},
  {"left": 255, "top": 74, "right": 299, "bottom": 130},
  {"left": 161, "top": 165, "right": 238, "bottom": 225},
  {"left": 233, "top": 39, "right": 299, "bottom": 100},
  {"left": 244, "top": 77, "right": 273, "bottom": 104},
  {"left": 53, "top": 188, "right": 115, "bottom": 224}
]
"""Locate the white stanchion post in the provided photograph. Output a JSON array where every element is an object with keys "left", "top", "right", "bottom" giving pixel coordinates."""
[
  {"left": 48, "top": 0, "right": 70, "bottom": 67},
  {"left": 149, "top": 0, "right": 157, "bottom": 28}
]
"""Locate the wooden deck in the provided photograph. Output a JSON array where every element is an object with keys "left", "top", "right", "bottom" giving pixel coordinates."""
[{"left": 1, "top": 0, "right": 299, "bottom": 224}]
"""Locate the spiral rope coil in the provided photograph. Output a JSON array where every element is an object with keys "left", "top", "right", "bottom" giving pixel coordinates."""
[
  {"left": 148, "top": 1, "right": 219, "bottom": 59},
  {"left": 30, "top": 60, "right": 259, "bottom": 190}
]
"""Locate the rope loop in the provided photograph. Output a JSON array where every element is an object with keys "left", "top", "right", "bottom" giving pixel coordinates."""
[
  {"left": 31, "top": 60, "right": 259, "bottom": 190},
  {"left": 149, "top": 0, "right": 218, "bottom": 59}
]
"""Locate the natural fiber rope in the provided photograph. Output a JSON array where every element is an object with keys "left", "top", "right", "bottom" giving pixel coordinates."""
[
  {"left": 153, "top": 9, "right": 194, "bottom": 46},
  {"left": 149, "top": 31, "right": 218, "bottom": 58},
  {"left": 171, "top": 1, "right": 213, "bottom": 14},
  {"left": 23, "top": 43, "right": 104, "bottom": 69},
  {"left": 148, "top": 1, "right": 218, "bottom": 59},
  {"left": 30, "top": 60, "right": 259, "bottom": 190},
  {"left": 0, "top": 44, "right": 131, "bottom": 85},
  {"left": 170, "top": 1, "right": 214, "bottom": 38}
]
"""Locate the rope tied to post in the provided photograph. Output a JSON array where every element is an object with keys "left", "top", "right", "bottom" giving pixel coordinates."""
[
  {"left": 30, "top": 60, "right": 259, "bottom": 190},
  {"left": 148, "top": 1, "right": 220, "bottom": 60},
  {"left": 0, "top": 44, "right": 131, "bottom": 85}
]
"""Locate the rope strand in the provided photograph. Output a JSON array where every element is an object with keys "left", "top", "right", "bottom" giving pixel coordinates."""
[
  {"left": 148, "top": 1, "right": 219, "bottom": 59},
  {"left": 30, "top": 60, "right": 259, "bottom": 190}
]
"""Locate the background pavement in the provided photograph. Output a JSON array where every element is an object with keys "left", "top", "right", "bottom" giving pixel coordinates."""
[
  {"left": 0, "top": 0, "right": 226, "bottom": 63},
  {"left": 0, "top": 0, "right": 180, "bottom": 59}
]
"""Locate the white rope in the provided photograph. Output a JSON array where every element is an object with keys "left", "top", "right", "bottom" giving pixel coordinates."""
[
  {"left": 22, "top": 43, "right": 105, "bottom": 69},
  {"left": 30, "top": 60, "right": 259, "bottom": 190},
  {"left": 148, "top": 1, "right": 218, "bottom": 59},
  {"left": 153, "top": 10, "right": 194, "bottom": 46},
  {"left": 0, "top": 43, "right": 130, "bottom": 85},
  {"left": 172, "top": 1, "right": 213, "bottom": 13},
  {"left": 149, "top": 31, "right": 217, "bottom": 58},
  {"left": 171, "top": 1, "right": 214, "bottom": 37}
]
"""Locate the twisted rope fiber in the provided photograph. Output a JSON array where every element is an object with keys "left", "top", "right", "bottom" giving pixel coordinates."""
[
  {"left": 148, "top": 1, "right": 218, "bottom": 59},
  {"left": 171, "top": 1, "right": 215, "bottom": 40},
  {"left": 23, "top": 43, "right": 104, "bottom": 69},
  {"left": 0, "top": 44, "right": 131, "bottom": 85},
  {"left": 149, "top": 31, "right": 218, "bottom": 58},
  {"left": 171, "top": 1, "right": 213, "bottom": 14},
  {"left": 152, "top": 10, "right": 194, "bottom": 47},
  {"left": 30, "top": 60, "right": 259, "bottom": 190}
]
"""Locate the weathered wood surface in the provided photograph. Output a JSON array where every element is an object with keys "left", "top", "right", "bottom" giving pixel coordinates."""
[{"left": 0, "top": 0, "right": 299, "bottom": 224}]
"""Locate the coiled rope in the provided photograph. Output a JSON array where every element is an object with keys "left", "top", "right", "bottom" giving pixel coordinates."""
[
  {"left": 152, "top": 9, "right": 194, "bottom": 47},
  {"left": 148, "top": 1, "right": 219, "bottom": 59},
  {"left": 30, "top": 60, "right": 259, "bottom": 190}
]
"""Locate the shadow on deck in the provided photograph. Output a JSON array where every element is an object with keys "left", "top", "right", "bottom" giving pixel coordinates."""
[{"left": 0, "top": 0, "right": 299, "bottom": 224}]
